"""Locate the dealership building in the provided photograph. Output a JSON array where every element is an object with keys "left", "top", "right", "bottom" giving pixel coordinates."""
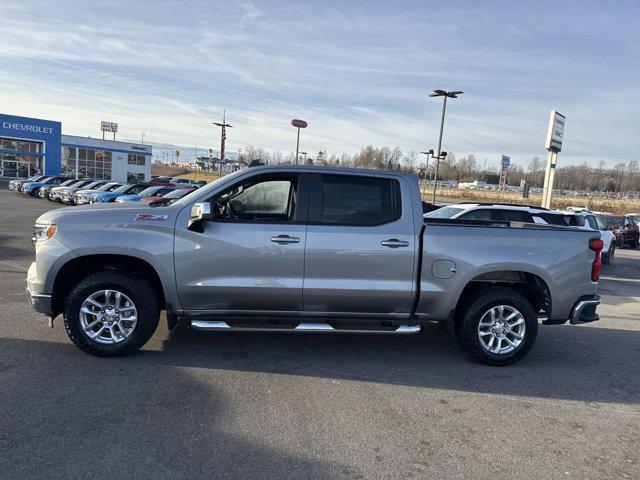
[{"left": 0, "top": 113, "right": 152, "bottom": 183}]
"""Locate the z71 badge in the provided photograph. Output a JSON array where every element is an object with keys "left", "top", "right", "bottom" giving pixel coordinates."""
[{"left": 135, "top": 214, "right": 168, "bottom": 221}]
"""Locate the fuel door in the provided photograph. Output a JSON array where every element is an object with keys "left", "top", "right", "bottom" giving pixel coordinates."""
[{"left": 431, "top": 259, "right": 457, "bottom": 279}]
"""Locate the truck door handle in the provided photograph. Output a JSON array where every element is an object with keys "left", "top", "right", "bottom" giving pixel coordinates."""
[
  {"left": 270, "top": 235, "right": 300, "bottom": 244},
  {"left": 381, "top": 238, "right": 410, "bottom": 248}
]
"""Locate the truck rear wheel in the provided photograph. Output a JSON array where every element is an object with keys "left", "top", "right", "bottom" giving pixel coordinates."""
[
  {"left": 63, "top": 271, "right": 160, "bottom": 357},
  {"left": 455, "top": 287, "right": 538, "bottom": 366}
]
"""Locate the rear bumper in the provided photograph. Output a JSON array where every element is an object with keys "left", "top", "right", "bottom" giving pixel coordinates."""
[{"left": 569, "top": 295, "right": 600, "bottom": 325}]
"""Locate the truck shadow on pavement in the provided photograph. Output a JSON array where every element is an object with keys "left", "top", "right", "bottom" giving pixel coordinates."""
[
  {"left": 0, "top": 335, "right": 347, "bottom": 480},
  {"left": 154, "top": 321, "right": 640, "bottom": 405}
]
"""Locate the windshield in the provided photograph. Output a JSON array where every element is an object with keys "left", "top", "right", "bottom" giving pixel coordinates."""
[
  {"left": 603, "top": 217, "right": 623, "bottom": 227},
  {"left": 113, "top": 184, "right": 134, "bottom": 193},
  {"left": 137, "top": 187, "right": 162, "bottom": 196},
  {"left": 96, "top": 183, "right": 118, "bottom": 191},
  {"left": 424, "top": 206, "right": 466, "bottom": 219},
  {"left": 163, "top": 188, "right": 192, "bottom": 199},
  {"left": 172, "top": 169, "right": 246, "bottom": 206},
  {"left": 58, "top": 179, "right": 77, "bottom": 187}
]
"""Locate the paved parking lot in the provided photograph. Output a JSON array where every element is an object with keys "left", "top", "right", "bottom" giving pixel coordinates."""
[{"left": 1, "top": 181, "right": 639, "bottom": 479}]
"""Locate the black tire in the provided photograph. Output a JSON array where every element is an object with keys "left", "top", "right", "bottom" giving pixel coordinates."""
[
  {"left": 455, "top": 287, "right": 538, "bottom": 366},
  {"left": 602, "top": 245, "right": 614, "bottom": 265},
  {"left": 63, "top": 271, "right": 160, "bottom": 357}
]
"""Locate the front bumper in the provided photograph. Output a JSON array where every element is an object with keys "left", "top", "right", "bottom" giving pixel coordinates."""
[
  {"left": 569, "top": 295, "right": 600, "bottom": 325},
  {"left": 26, "top": 286, "right": 53, "bottom": 316}
]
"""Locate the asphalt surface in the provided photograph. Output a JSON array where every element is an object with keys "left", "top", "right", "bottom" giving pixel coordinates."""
[{"left": 1, "top": 180, "right": 639, "bottom": 480}]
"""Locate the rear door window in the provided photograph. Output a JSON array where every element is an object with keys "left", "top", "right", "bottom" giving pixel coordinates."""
[{"left": 318, "top": 175, "right": 401, "bottom": 226}]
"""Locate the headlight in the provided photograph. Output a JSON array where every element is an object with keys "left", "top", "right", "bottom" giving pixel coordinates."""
[{"left": 33, "top": 223, "right": 57, "bottom": 244}]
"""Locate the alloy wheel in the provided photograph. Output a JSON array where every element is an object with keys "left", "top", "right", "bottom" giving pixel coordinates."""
[
  {"left": 477, "top": 305, "right": 526, "bottom": 355},
  {"left": 79, "top": 289, "right": 138, "bottom": 344}
]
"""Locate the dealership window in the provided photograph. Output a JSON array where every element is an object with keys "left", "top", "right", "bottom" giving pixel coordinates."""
[
  {"left": 128, "top": 154, "right": 146, "bottom": 166},
  {"left": 1, "top": 137, "right": 43, "bottom": 178},
  {"left": 1, "top": 138, "right": 41, "bottom": 153},
  {"left": 127, "top": 172, "right": 145, "bottom": 183},
  {"left": 61, "top": 147, "right": 112, "bottom": 180}
]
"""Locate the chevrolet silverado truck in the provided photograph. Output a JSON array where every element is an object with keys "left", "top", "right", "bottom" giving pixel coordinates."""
[{"left": 27, "top": 166, "right": 603, "bottom": 365}]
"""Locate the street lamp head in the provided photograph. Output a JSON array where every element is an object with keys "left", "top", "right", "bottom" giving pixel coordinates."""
[
  {"left": 428, "top": 148, "right": 434, "bottom": 155},
  {"left": 429, "top": 89, "right": 463, "bottom": 98},
  {"left": 441, "top": 151, "right": 448, "bottom": 158}
]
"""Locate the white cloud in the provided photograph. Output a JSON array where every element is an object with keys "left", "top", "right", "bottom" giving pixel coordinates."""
[{"left": 0, "top": 0, "right": 638, "bottom": 168}]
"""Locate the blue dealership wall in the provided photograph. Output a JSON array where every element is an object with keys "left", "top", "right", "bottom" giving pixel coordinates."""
[{"left": 0, "top": 114, "right": 62, "bottom": 175}]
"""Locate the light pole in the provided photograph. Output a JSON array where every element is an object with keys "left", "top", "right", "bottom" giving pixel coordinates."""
[
  {"left": 429, "top": 89, "right": 463, "bottom": 202},
  {"left": 213, "top": 110, "right": 232, "bottom": 178},
  {"left": 419, "top": 149, "right": 434, "bottom": 194}
]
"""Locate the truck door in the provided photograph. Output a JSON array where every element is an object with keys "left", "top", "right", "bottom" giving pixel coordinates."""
[
  {"left": 302, "top": 173, "right": 417, "bottom": 317},
  {"left": 174, "top": 173, "right": 309, "bottom": 313}
]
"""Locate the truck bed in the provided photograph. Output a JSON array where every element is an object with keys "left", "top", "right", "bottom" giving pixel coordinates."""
[{"left": 416, "top": 219, "right": 599, "bottom": 322}]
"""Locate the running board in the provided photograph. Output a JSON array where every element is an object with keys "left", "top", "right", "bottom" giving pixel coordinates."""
[{"left": 190, "top": 320, "right": 422, "bottom": 334}]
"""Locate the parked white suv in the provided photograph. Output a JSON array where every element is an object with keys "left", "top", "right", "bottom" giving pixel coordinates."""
[
  {"left": 566, "top": 212, "right": 616, "bottom": 265},
  {"left": 425, "top": 203, "right": 565, "bottom": 224},
  {"left": 425, "top": 203, "right": 616, "bottom": 264}
]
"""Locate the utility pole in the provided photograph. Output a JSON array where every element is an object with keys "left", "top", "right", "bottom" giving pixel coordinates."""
[
  {"left": 213, "top": 110, "right": 233, "bottom": 178},
  {"left": 428, "top": 89, "right": 463, "bottom": 202}
]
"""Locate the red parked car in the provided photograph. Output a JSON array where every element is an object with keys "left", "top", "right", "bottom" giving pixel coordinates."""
[
  {"left": 139, "top": 187, "right": 196, "bottom": 205},
  {"left": 147, "top": 176, "right": 176, "bottom": 187},
  {"left": 600, "top": 215, "right": 640, "bottom": 249}
]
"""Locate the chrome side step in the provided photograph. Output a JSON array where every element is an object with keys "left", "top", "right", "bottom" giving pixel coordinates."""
[{"left": 190, "top": 320, "right": 422, "bottom": 334}]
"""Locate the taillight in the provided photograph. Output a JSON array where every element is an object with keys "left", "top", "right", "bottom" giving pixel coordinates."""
[{"left": 589, "top": 238, "right": 604, "bottom": 282}]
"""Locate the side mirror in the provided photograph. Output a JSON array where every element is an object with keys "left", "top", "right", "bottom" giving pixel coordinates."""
[{"left": 188, "top": 202, "right": 212, "bottom": 232}]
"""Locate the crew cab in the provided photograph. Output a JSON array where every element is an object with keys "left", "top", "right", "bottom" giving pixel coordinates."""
[{"left": 27, "top": 166, "right": 603, "bottom": 365}]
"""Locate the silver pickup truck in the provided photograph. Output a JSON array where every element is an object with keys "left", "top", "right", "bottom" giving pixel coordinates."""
[{"left": 27, "top": 166, "right": 603, "bottom": 365}]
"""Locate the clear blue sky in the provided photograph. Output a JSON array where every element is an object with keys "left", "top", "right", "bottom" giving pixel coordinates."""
[{"left": 1, "top": 0, "right": 638, "bottom": 168}]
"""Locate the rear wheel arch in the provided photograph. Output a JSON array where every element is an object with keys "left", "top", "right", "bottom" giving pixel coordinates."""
[{"left": 454, "top": 270, "right": 552, "bottom": 320}]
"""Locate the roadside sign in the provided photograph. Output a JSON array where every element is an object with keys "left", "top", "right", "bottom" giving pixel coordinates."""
[
  {"left": 545, "top": 111, "right": 565, "bottom": 152},
  {"left": 501, "top": 155, "right": 510, "bottom": 168},
  {"left": 291, "top": 119, "right": 308, "bottom": 128},
  {"left": 175, "top": 150, "right": 180, "bottom": 158},
  {"left": 100, "top": 121, "right": 118, "bottom": 133}
]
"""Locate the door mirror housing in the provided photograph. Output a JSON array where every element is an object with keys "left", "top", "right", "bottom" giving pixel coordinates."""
[{"left": 188, "top": 202, "right": 212, "bottom": 232}]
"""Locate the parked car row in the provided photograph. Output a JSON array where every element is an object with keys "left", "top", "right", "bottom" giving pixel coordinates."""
[
  {"left": 424, "top": 203, "right": 640, "bottom": 264},
  {"left": 8, "top": 175, "right": 202, "bottom": 206}
]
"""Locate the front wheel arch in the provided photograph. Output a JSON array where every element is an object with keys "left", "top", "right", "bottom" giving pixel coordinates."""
[{"left": 51, "top": 254, "right": 166, "bottom": 317}]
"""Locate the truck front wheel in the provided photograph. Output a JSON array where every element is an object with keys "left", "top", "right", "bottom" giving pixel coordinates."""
[
  {"left": 455, "top": 287, "right": 538, "bottom": 366},
  {"left": 63, "top": 271, "right": 160, "bottom": 357}
]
